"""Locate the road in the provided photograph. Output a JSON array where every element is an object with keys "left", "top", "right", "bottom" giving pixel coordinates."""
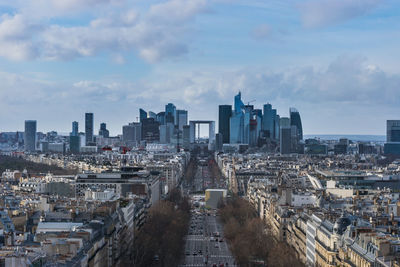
[{"left": 181, "top": 155, "right": 236, "bottom": 267}]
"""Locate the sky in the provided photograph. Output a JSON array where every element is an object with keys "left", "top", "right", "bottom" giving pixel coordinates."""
[{"left": 0, "top": 0, "right": 399, "bottom": 136}]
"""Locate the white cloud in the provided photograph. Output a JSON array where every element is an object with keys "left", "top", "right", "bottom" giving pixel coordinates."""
[
  {"left": 298, "top": 0, "right": 382, "bottom": 28},
  {"left": 148, "top": 0, "right": 208, "bottom": 24},
  {"left": 0, "top": 0, "right": 208, "bottom": 62},
  {"left": 0, "top": 55, "right": 399, "bottom": 134}
]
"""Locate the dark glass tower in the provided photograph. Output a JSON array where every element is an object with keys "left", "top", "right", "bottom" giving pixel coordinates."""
[
  {"left": 262, "top": 104, "right": 273, "bottom": 138},
  {"left": 139, "top": 108, "right": 147, "bottom": 122},
  {"left": 24, "top": 120, "right": 37, "bottom": 152},
  {"left": 85, "top": 113, "right": 94, "bottom": 146},
  {"left": 165, "top": 103, "right": 176, "bottom": 125},
  {"left": 387, "top": 120, "right": 400, "bottom": 142},
  {"left": 218, "top": 105, "right": 232, "bottom": 144},
  {"left": 141, "top": 118, "right": 160, "bottom": 143},
  {"left": 230, "top": 92, "right": 245, "bottom": 144},
  {"left": 72, "top": 121, "right": 79, "bottom": 136},
  {"left": 290, "top": 108, "right": 303, "bottom": 141},
  {"left": 280, "top": 117, "right": 291, "bottom": 154},
  {"left": 99, "top": 123, "right": 109, "bottom": 138}
]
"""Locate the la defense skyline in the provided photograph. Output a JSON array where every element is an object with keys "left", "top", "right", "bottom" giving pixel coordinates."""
[
  {"left": 19, "top": 91, "right": 391, "bottom": 140},
  {"left": 217, "top": 92, "right": 303, "bottom": 154},
  {"left": 19, "top": 91, "right": 306, "bottom": 153}
]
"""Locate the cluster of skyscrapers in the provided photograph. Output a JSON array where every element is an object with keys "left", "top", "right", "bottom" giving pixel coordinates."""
[
  {"left": 23, "top": 113, "right": 111, "bottom": 153},
  {"left": 217, "top": 92, "right": 303, "bottom": 154},
  {"left": 122, "top": 104, "right": 188, "bottom": 148},
  {"left": 21, "top": 93, "right": 400, "bottom": 156},
  {"left": 23, "top": 94, "right": 306, "bottom": 154}
]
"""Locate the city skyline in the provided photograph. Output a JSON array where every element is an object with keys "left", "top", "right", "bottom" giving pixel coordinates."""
[
  {"left": 2, "top": 101, "right": 396, "bottom": 137},
  {"left": 2, "top": 1, "right": 400, "bottom": 266},
  {"left": 0, "top": 0, "right": 400, "bottom": 135}
]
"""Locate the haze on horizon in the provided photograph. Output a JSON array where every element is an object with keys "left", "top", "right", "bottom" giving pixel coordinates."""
[{"left": 0, "top": 0, "right": 399, "bottom": 136}]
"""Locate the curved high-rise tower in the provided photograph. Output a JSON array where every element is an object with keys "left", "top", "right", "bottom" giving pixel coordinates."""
[{"left": 290, "top": 108, "right": 303, "bottom": 141}]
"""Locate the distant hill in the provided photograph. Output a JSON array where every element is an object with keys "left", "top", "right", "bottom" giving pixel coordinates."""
[
  {"left": 0, "top": 155, "right": 77, "bottom": 175},
  {"left": 304, "top": 135, "right": 385, "bottom": 142}
]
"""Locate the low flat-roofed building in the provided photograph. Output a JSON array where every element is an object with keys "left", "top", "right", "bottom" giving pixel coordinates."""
[{"left": 36, "top": 222, "right": 83, "bottom": 233}]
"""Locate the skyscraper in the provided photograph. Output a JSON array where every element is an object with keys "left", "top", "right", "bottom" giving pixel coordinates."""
[
  {"left": 274, "top": 112, "right": 280, "bottom": 140},
  {"left": 177, "top": 110, "right": 188, "bottom": 131},
  {"left": 251, "top": 109, "right": 262, "bottom": 146},
  {"left": 141, "top": 118, "right": 160, "bottom": 143},
  {"left": 148, "top": 111, "right": 157, "bottom": 119},
  {"left": 182, "top": 125, "right": 190, "bottom": 150},
  {"left": 139, "top": 109, "right": 147, "bottom": 122},
  {"left": 230, "top": 92, "right": 245, "bottom": 144},
  {"left": 384, "top": 120, "right": 400, "bottom": 156},
  {"left": 165, "top": 103, "right": 176, "bottom": 125},
  {"left": 280, "top": 117, "right": 291, "bottom": 154},
  {"left": 387, "top": 120, "right": 400, "bottom": 142},
  {"left": 290, "top": 108, "right": 303, "bottom": 141},
  {"left": 85, "top": 113, "right": 94, "bottom": 146},
  {"left": 218, "top": 105, "right": 232, "bottom": 144},
  {"left": 262, "top": 104, "right": 274, "bottom": 138},
  {"left": 123, "top": 123, "right": 141, "bottom": 146},
  {"left": 160, "top": 123, "right": 174, "bottom": 144},
  {"left": 99, "top": 123, "right": 109, "bottom": 138},
  {"left": 72, "top": 121, "right": 79, "bottom": 136},
  {"left": 70, "top": 135, "right": 80, "bottom": 153},
  {"left": 24, "top": 120, "right": 37, "bottom": 152},
  {"left": 156, "top": 112, "right": 166, "bottom": 125},
  {"left": 243, "top": 105, "right": 253, "bottom": 144}
]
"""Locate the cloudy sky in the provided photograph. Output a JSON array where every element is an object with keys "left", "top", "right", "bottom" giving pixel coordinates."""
[{"left": 0, "top": 0, "right": 399, "bottom": 135}]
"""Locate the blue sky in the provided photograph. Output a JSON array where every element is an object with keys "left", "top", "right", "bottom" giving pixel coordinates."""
[{"left": 0, "top": 0, "right": 399, "bottom": 135}]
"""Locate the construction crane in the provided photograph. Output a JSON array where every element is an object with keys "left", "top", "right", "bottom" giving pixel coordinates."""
[{"left": 247, "top": 99, "right": 256, "bottom": 106}]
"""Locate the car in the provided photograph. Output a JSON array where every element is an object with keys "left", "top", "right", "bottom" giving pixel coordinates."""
[
  {"left": 219, "top": 238, "right": 223, "bottom": 242},
  {"left": 185, "top": 251, "right": 190, "bottom": 255},
  {"left": 214, "top": 244, "right": 219, "bottom": 248},
  {"left": 193, "top": 252, "right": 197, "bottom": 256}
]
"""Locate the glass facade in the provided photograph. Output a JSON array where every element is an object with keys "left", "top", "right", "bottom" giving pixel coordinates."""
[
  {"left": 290, "top": 108, "right": 303, "bottom": 141},
  {"left": 387, "top": 120, "right": 400, "bottom": 142},
  {"left": 24, "top": 120, "right": 37, "bottom": 152},
  {"left": 99, "top": 123, "right": 109, "bottom": 138},
  {"left": 72, "top": 121, "right": 78, "bottom": 136},
  {"left": 165, "top": 103, "right": 176, "bottom": 125},
  {"left": 280, "top": 117, "right": 291, "bottom": 154},
  {"left": 85, "top": 113, "right": 93, "bottom": 146},
  {"left": 139, "top": 108, "right": 147, "bottom": 122},
  {"left": 177, "top": 110, "right": 188, "bottom": 131},
  {"left": 262, "top": 104, "right": 273, "bottom": 138},
  {"left": 218, "top": 105, "right": 232, "bottom": 144},
  {"left": 230, "top": 92, "right": 245, "bottom": 144}
]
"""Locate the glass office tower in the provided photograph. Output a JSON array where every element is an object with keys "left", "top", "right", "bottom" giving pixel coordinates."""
[
  {"left": 85, "top": 113, "right": 94, "bottom": 146},
  {"left": 387, "top": 120, "right": 400, "bottom": 142},
  {"left": 218, "top": 105, "right": 232, "bottom": 144},
  {"left": 280, "top": 117, "right": 291, "bottom": 154},
  {"left": 139, "top": 108, "right": 147, "bottom": 122},
  {"left": 72, "top": 121, "right": 79, "bottom": 136},
  {"left": 262, "top": 104, "right": 274, "bottom": 138},
  {"left": 230, "top": 92, "right": 245, "bottom": 144},
  {"left": 290, "top": 108, "right": 303, "bottom": 141},
  {"left": 24, "top": 120, "right": 37, "bottom": 152},
  {"left": 165, "top": 103, "right": 176, "bottom": 125}
]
